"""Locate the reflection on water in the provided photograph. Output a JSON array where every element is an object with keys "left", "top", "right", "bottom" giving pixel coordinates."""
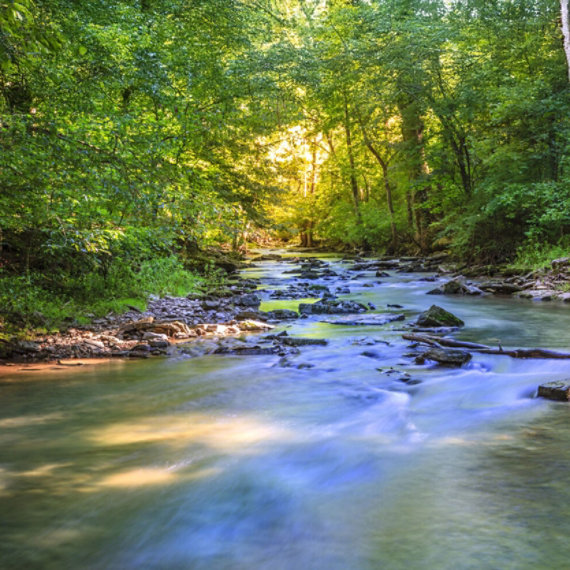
[{"left": 1, "top": 254, "right": 570, "bottom": 568}]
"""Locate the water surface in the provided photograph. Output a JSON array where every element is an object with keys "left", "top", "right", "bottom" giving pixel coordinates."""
[{"left": 1, "top": 254, "right": 569, "bottom": 569}]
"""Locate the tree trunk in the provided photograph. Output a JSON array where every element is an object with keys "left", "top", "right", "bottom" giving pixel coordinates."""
[
  {"left": 361, "top": 136, "right": 398, "bottom": 251},
  {"left": 562, "top": 0, "right": 570, "bottom": 81},
  {"left": 397, "top": 95, "right": 430, "bottom": 252},
  {"left": 343, "top": 94, "right": 361, "bottom": 224}
]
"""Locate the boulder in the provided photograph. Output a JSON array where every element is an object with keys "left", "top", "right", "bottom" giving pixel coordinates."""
[
  {"left": 537, "top": 380, "right": 570, "bottom": 401},
  {"left": 479, "top": 282, "right": 522, "bottom": 295},
  {"left": 118, "top": 317, "right": 155, "bottom": 335},
  {"left": 264, "top": 309, "right": 299, "bottom": 320},
  {"left": 416, "top": 305, "right": 464, "bottom": 328},
  {"left": 429, "top": 278, "right": 483, "bottom": 296},
  {"left": 235, "top": 293, "right": 261, "bottom": 307},
  {"left": 423, "top": 347, "right": 472, "bottom": 366},
  {"left": 299, "top": 299, "right": 368, "bottom": 315}
]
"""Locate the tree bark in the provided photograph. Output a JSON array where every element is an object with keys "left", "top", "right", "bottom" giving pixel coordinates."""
[
  {"left": 403, "top": 333, "right": 570, "bottom": 359},
  {"left": 343, "top": 93, "right": 361, "bottom": 224},
  {"left": 561, "top": 0, "right": 570, "bottom": 81}
]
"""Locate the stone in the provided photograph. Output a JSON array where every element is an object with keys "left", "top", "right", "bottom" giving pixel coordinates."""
[
  {"left": 432, "top": 278, "right": 483, "bottom": 296},
  {"left": 280, "top": 337, "right": 328, "bottom": 346},
  {"left": 118, "top": 317, "right": 155, "bottom": 335},
  {"left": 299, "top": 299, "right": 368, "bottom": 315},
  {"left": 83, "top": 339, "right": 105, "bottom": 350},
  {"left": 423, "top": 347, "right": 472, "bottom": 366},
  {"left": 202, "top": 299, "right": 221, "bottom": 310},
  {"left": 479, "top": 282, "right": 522, "bottom": 295},
  {"left": 551, "top": 258, "right": 570, "bottom": 271},
  {"left": 238, "top": 320, "right": 274, "bottom": 331},
  {"left": 142, "top": 332, "right": 169, "bottom": 342},
  {"left": 516, "top": 290, "right": 555, "bottom": 301},
  {"left": 235, "top": 293, "right": 261, "bottom": 307},
  {"left": 416, "top": 305, "right": 464, "bottom": 328},
  {"left": 264, "top": 309, "right": 299, "bottom": 320},
  {"left": 537, "top": 380, "right": 570, "bottom": 401}
]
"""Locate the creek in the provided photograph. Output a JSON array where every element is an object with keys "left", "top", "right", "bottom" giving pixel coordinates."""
[{"left": 1, "top": 252, "right": 569, "bottom": 569}]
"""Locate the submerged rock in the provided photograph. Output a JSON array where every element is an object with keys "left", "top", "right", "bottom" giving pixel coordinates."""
[
  {"left": 423, "top": 347, "right": 472, "bottom": 366},
  {"left": 537, "top": 380, "right": 570, "bottom": 401},
  {"left": 416, "top": 305, "right": 464, "bottom": 328}
]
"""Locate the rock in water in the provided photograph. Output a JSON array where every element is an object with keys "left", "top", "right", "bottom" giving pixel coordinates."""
[
  {"left": 280, "top": 337, "right": 328, "bottom": 346},
  {"left": 416, "top": 305, "right": 464, "bottom": 328},
  {"left": 423, "top": 347, "right": 472, "bottom": 366},
  {"left": 537, "top": 380, "right": 570, "bottom": 401},
  {"left": 299, "top": 299, "right": 368, "bottom": 315}
]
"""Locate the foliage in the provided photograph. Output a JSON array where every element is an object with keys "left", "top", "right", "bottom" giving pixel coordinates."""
[{"left": 2, "top": 0, "right": 570, "bottom": 332}]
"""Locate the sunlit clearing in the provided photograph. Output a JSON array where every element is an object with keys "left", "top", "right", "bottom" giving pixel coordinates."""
[
  {"left": 88, "top": 414, "right": 296, "bottom": 455},
  {"left": 0, "top": 413, "right": 65, "bottom": 428}
]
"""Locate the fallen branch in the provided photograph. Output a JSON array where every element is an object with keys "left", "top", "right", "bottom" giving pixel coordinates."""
[{"left": 402, "top": 333, "right": 570, "bottom": 359}]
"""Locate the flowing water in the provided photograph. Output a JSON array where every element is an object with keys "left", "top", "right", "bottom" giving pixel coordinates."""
[{"left": 1, "top": 253, "right": 570, "bottom": 569}]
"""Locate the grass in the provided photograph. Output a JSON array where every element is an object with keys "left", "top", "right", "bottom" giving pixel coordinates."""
[
  {"left": 0, "top": 255, "right": 219, "bottom": 337},
  {"left": 509, "top": 243, "right": 569, "bottom": 273}
]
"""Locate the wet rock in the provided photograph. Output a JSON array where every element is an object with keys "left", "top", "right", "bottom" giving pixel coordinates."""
[
  {"left": 299, "top": 299, "right": 368, "bottom": 315},
  {"left": 478, "top": 281, "right": 522, "bottom": 295},
  {"left": 423, "top": 347, "right": 472, "bottom": 366},
  {"left": 236, "top": 310, "right": 262, "bottom": 320},
  {"left": 537, "top": 380, "right": 570, "bottom": 401},
  {"left": 214, "top": 345, "right": 278, "bottom": 355},
  {"left": 264, "top": 309, "right": 299, "bottom": 320},
  {"left": 427, "top": 286, "right": 444, "bottom": 295},
  {"left": 517, "top": 290, "right": 556, "bottom": 301},
  {"left": 376, "top": 260, "right": 401, "bottom": 269},
  {"left": 429, "top": 278, "right": 483, "bottom": 296},
  {"left": 251, "top": 253, "right": 283, "bottom": 261},
  {"left": 298, "top": 271, "right": 321, "bottom": 279},
  {"left": 280, "top": 337, "right": 328, "bottom": 347},
  {"left": 416, "top": 305, "right": 464, "bottom": 328},
  {"left": 376, "top": 270, "right": 391, "bottom": 277},
  {"left": 237, "top": 320, "right": 274, "bottom": 331},
  {"left": 235, "top": 293, "right": 261, "bottom": 307},
  {"left": 361, "top": 350, "right": 382, "bottom": 359},
  {"left": 202, "top": 299, "right": 221, "bottom": 310}
]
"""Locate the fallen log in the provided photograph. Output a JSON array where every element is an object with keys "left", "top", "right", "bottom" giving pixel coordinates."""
[{"left": 402, "top": 333, "right": 570, "bottom": 359}]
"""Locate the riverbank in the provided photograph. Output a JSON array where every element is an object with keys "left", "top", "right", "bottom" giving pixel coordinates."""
[{"left": 2, "top": 250, "right": 570, "bottom": 366}]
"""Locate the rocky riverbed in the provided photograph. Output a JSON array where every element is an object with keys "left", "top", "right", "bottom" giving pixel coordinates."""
[{"left": 3, "top": 250, "right": 570, "bottom": 394}]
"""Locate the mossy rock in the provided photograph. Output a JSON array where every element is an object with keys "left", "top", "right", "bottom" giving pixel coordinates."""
[{"left": 417, "top": 305, "right": 464, "bottom": 328}]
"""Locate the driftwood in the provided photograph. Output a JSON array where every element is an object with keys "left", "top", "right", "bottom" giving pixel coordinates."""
[{"left": 403, "top": 333, "right": 570, "bottom": 359}]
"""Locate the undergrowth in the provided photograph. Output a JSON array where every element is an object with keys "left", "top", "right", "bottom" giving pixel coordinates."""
[{"left": 0, "top": 255, "right": 216, "bottom": 336}]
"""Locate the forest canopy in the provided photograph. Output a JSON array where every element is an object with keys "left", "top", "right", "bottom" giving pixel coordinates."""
[{"left": 1, "top": 0, "right": 570, "bottom": 325}]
